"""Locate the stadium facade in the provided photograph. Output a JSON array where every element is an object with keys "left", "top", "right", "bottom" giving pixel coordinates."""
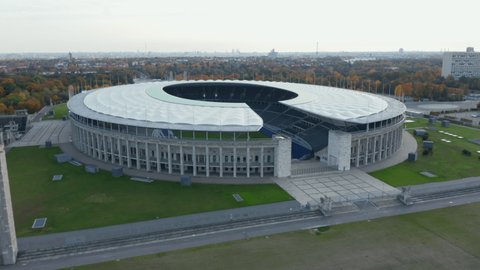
[{"left": 67, "top": 81, "right": 406, "bottom": 178}]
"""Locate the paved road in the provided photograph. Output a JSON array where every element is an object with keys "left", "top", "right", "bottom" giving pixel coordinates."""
[
  {"left": 30, "top": 106, "right": 51, "bottom": 123},
  {"left": 6, "top": 190, "right": 480, "bottom": 269}
]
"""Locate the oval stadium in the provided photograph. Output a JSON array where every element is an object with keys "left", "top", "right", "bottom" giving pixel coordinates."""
[{"left": 67, "top": 80, "right": 406, "bottom": 179}]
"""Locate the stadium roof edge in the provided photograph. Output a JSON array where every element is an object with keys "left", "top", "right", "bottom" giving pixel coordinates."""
[{"left": 68, "top": 80, "right": 405, "bottom": 131}]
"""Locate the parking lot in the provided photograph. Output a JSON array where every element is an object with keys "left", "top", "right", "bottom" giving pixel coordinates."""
[{"left": 444, "top": 111, "right": 480, "bottom": 126}]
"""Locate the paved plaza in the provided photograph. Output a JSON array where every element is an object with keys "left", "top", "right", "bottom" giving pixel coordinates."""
[
  {"left": 275, "top": 169, "right": 400, "bottom": 205},
  {"left": 8, "top": 120, "right": 71, "bottom": 148}
]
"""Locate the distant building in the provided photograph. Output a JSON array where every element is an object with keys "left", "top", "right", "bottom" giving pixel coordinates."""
[
  {"left": 442, "top": 47, "right": 480, "bottom": 79},
  {"left": 267, "top": 49, "right": 278, "bottom": 58}
]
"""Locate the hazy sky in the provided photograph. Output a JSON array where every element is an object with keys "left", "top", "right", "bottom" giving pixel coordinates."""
[{"left": 1, "top": 0, "right": 479, "bottom": 53}]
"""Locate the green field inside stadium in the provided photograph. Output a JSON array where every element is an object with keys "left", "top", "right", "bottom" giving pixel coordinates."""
[
  {"left": 7, "top": 146, "right": 292, "bottom": 237},
  {"left": 371, "top": 117, "right": 480, "bottom": 186},
  {"left": 43, "top": 103, "right": 68, "bottom": 120},
  {"left": 78, "top": 202, "right": 480, "bottom": 270}
]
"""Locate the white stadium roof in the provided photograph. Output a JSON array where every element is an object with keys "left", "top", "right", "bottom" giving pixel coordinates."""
[{"left": 68, "top": 80, "right": 406, "bottom": 132}]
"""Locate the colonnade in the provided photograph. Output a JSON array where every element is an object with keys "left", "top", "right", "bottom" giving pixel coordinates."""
[{"left": 71, "top": 121, "right": 286, "bottom": 178}]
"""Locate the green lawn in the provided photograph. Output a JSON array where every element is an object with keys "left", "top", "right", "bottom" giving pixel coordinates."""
[
  {"left": 7, "top": 146, "right": 291, "bottom": 237},
  {"left": 43, "top": 103, "right": 68, "bottom": 120},
  {"left": 77, "top": 202, "right": 480, "bottom": 270},
  {"left": 371, "top": 117, "right": 480, "bottom": 186}
]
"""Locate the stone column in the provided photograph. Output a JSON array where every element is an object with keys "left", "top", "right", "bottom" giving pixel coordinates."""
[
  {"left": 180, "top": 145, "right": 184, "bottom": 175},
  {"left": 355, "top": 139, "right": 361, "bottom": 167},
  {"left": 85, "top": 130, "right": 90, "bottom": 155},
  {"left": 97, "top": 133, "right": 102, "bottom": 159},
  {"left": 86, "top": 131, "right": 91, "bottom": 156},
  {"left": 364, "top": 137, "right": 369, "bottom": 165},
  {"left": 86, "top": 130, "right": 91, "bottom": 155},
  {"left": 246, "top": 146, "right": 250, "bottom": 178},
  {"left": 327, "top": 131, "right": 352, "bottom": 171},
  {"left": 110, "top": 137, "right": 114, "bottom": 164},
  {"left": 103, "top": 135, "right": 108, "bottom": 162},
  {"left": 387, "top": 131, "right": 392, "bottom": 157},
  {"left": 233, "top": 147, "right": 237, "bottom": 177},
  {"left": 274, "top": 135, "right": 292, "bottom": 177},
  {"left": 93, "top": 133, "right": 98, "bottom": 158},
  {"left": 167, "top": 144, "right": 172, "bottom": 174},
  {"left": 146, "top": 142, "right": 150, "bottom": 171},
  {"left": 219, "top": 147, "right": 223, "bottom": 177},
  {"left": 205, "top": 146, "right": 210, "bottom": 177},
  {"left": 379, "top": 134, "right": 384, "bottom": 160},
  {"left": 192, "top": 146, "right": 197, "bottom": 176},
  {"left": 117, "top": 137, "right": 122, "bottom": 166},
  {"left": 126, "top": 139, "right": 131, "bottom": 168},
  {"left": 94, "top": 133, "right": 99, "bottom": 158},
  {"left": 397, "top": 128, "right": 402, "bottom": 151},
  {"left": 372, "top": 135, "right": 377, "bottom": 163},
  {"left": 156, "top": 144, "right": 161, "bottom": 172},
  {"left": 79, "top": 127, "right": 85, "bottom": 152},
  {"left": 136, "top": 141, "right": 140, "bottom": 170},
  {"left": 87, "top": 131, "right": 92, "bottom": 156},
  {"left": 260, "top": 146, "right": 264, "bottom": 177}
]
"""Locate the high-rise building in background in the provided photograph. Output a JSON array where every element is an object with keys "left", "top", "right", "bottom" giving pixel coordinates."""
[{"left": 442, "top": 47, "right": 480, "bottom": 79}]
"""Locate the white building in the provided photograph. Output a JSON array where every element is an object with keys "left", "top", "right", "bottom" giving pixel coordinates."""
[{"left": 442, "top": 47, "right": 480, "bottom": 79}]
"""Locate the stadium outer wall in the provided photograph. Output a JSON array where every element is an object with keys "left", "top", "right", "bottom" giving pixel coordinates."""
[
  {"left": 69, "top": 112, "right": 403, "bottom": 179},
  {"left": 69, "top": 116, "right": 292, "bottom": 178}
]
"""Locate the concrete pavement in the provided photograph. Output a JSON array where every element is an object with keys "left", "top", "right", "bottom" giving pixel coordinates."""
[
  {"left": 8, "top": 121, "right": 70, "bottom": 148},
  {"left": 275, "top": 169, "right": 399, "bottom": 205}
]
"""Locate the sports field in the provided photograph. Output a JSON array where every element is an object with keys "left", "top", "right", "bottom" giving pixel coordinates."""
[
  {"left": 77, "top": 202, "right": 480, "bottom": 270},
  {"left": 371, "top": 117, "right": 480, "bottom": 186},
  {"left": 7, "top": 146, "right": 292, "bottom": 236}
]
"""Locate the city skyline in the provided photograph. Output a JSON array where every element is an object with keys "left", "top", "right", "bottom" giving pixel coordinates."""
[{"left": 0, "top": 0, "right": 479, "bottom": 53}]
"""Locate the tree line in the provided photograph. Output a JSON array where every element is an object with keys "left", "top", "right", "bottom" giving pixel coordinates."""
[{"left": 1, "top": 56, "right": 479, "bottom": 114}]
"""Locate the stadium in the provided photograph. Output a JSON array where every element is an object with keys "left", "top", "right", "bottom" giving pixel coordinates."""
[{"left": 67, "top": 80, "right": 406, "bottom": 179}]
